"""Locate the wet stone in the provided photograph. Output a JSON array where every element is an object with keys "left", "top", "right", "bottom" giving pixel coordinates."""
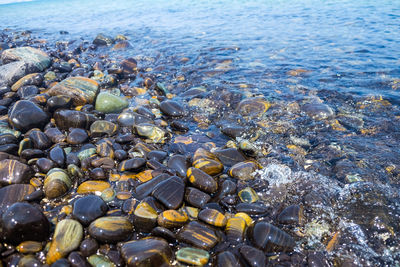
[
  {"left": 8, "top": 100, "right": 49, "bottom": 132},
  {"left": 133, "top": 201, "right": 158, "bottom": 233},
  {"left": 43, "top": 168, "right": 72, "bottom": 199},
  {"left": 151, "top": 226, "right": 177, "bottom": 243},
  {"left": 36, "top": 158, "right": 55, "bottom": 173},
  {"left": 152, "top": 176, "right": 185, "bottom": 209},
  {"left": 157, "top": 209, "right": 188, "bottom": 228},
  {"left": 90, "top": 120, "right": 118, "bottom": 137},
  {"left": 17, "top": 85, "right": 39, "bottom": 99},
  {"left": 45, "top": 127, "right": 66, "bottom": 143},
  {"left": 46, "top": 219, "right": 83, "bottom": 265},
  {"left": 77, "top": 180, "right": 111, "bottom": 194},
  {"left": 237, "top": 97, "right": 271, "bottom": 118},
  {"left": 1, "top": 202, "right": 50, "bottom": 244},
  {"left": 135, "top": 173, "right": 170, "bottom": 199},
  {"left": 177, "top": 221, "right": 219, "bottom": 250},
  {"left": 302, "top": 102, "right": 334, "bottom": 120},
  {"left": 49, "top": 146, "right": 66, "bottom": 167},
  {"left": 235, "top": 203, "right": 268, "bottom": 215},
  {"left": 11, "top": 73, "right": 43, "bottom": 92},
  {"left": 1, "top": 47, "right": 51, "bottom": 71},
  {"left": 120, "top": 58, "right": 137, "bottom": 75},
  {"left": 185, "top": 187, "right": 211, "bottom": 208},
  {"left": 0, "top": 184, "right": 35, "bottom": 212},
  {"left": 95, "top": 91, "right": 129, "bottom": 114},
  {"left": 147, "top": 150, "right": 167, "bottom": 162},
  {"left": 16, "top": 241, "right": 43, "bottom": 254},
  {"left": 198, "top": 208, "right": 227, "bottom": 227},
  {"left": 239, "top": 245, "right": 266, "bottom": 267},
  {"left": 278, "top": 204, "right": 304, "bottom": 225},
  {"left": 67, "top": 128, "right": 89, "bottom": 145},
  {"left": 18, "top": 255, "right": 42, "bottom": 267},
  {"left": 217, "top": 251, "right": 243, "bottom": 267},
  {"left": 248, "top": 221, "right": 295, "bottom": 253},
  {"left": 80, "top": 238, "right": 99, "bottom": 257},
  {"left": 214, "top": 148, "right": 246, "bottom": 167},
  {"left": 93, "top": 33, "right": 114, "bottom": 46},
  {"left": 54, "top": 109, "right": 96, "bottom": 130},
  {"left": 118, "top": 158, "right": 146, "bottom": 172},
  {"left": 238, "top": 187, "right": 259, "bottom": 203},
  {"left": 135, "top": 123, "right": 165, "bottom": 143},
  {"left": 176, "top": 247, "right": 210, "bottom": 266},
  {"left": 160, "top": 100, "right": 185, "bottom": 117},
  {"left": 72, "top": 195, "right": 108, "bottom": 226},
  {"left": 0, "top": 133, "right": 17, "bottom": 145},
  {"left": 225, "top": 217, "right": 246, "bottom": 243},
  {"left": 48, "top": 77, "right": 99, "bottom": 106},
  {"left": 68, "top": 252, "right": 91, "bottom": 267},
  {"left": 88, "top": 216, "right": 133, "bottom": 243},
  {"left": 46, "top": 95, "right": 73, "bottom": 112},
  {"left": 0, "top": 159, "right": 32, "bottom": 185},
  {"left": 29, "top": 130, "right": 52, "bottom": 150},
  {"left": 187, "top": 167, "right": 218, "bottom": 194},
  {"left": 120, "top": 238, "right": 172, "bottom": 267},
  {"left": 87, "top": 254, "right": 114, "bottom": 267},
  {"left": 168, "top": 154, "right": 189, "bottom": 177},
  {"left": 229, "top": 161, "right": 258, "bottom": 181}
]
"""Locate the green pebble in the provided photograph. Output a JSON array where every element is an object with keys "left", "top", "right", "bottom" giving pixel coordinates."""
[
  {"left": 238, "top": 187, "right": 259, "bottom": 203},
  {"left": 176, "top": 247, "right": 210, "bottom": 266},
  {"left": 95, "top": 92, "right": 129, "bottom": 114},
  {"left": 87, "top": 254, "right": 115, "bottom": 267},
  {"left": 44, "top": 71, "right": 56, "bottom": 81},
  {"left": 77, "top": 148, "right": 96, "bottom": 161}
]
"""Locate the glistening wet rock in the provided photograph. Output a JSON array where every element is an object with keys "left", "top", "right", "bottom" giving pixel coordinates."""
[
  {"left": 72, "top": 195, "right": 108, "bottom": 226},
  {"left": 0, "top": 159, "right": 32, "bottom": 185},
  {"left": 8, "top": 100, "right": 49, "bottom": 132}
]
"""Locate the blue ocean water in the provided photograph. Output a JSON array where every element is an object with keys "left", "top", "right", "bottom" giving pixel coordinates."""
[{"left": 1, "top": 0, "right": 400, "bottom": 101}]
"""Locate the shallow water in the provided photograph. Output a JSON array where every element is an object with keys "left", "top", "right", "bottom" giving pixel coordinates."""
[{"left": 1, "top": 0, "right": 400, "bottom": 266}]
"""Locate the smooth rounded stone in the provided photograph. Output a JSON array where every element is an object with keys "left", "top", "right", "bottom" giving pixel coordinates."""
[
  {"left": 214, "top": 148, "right": 246, "bottom": 167},
  {"left": 113, "top": 40, "right": 132, "bottom": 50},
  {"left": 120, "top": 58, "right": 137, "bottom": 75},
  {"left": 0, "top": 159, "right": 32, "bottom": 185},
  {"left": 77, "top": 180, "right": 111, "bottom": 194},
  {"left": 8, "top": 100, "right": 49, "bottom": 132},
  {"left": 120, "top": 238, "right": 173, "bottom": 267},
  {"left": 147, "top": 150, "right": 167, "bottom": 162},
  {"left": 29, "top": 130, "right": 52, "bottom": 150},
  {"left": 46, "top": 219, "right": 83, "bottom": 265},
  {"left": 238, "top": 187, "right": 259, "bottom": 203},
  {"left": 0, "top": 61, "right": 33, "bottom": 87},
  {"left": 67, "top": 128, "right": 88, "bottom": 145},
  {"left": 47, "top": 77, "right": 99, "bottom": 106},
  {"left": 159, "top": 100, "right": 185, "bottom": 117},
  {"left": 193, "top": 158, "right": 224, "bottom": 176},
  {"left": 68, "top": 252, "right": 91, "bottom": 267},
  {"left": 95, "top": 92, "right": 129, "bottom": 114},
  {"left": 1, "top": 202, "right": 50, "bottom": 244},
  {"left": 49, "top": 146, "right": 66, "bottom": 167},
  {"left": 72, "top": 195, "right": 108, "bottom": 226},
  {"left": 302, "top": 102, "right": 334, "bottom": 120},
  {"left": 198, "top": 208, "right": 227, "bottom": 227},
  {"left": 0, "top": 184, "right": 35, "bottom": 212},
  {"left": 46, "top": 95, "right": 73, "bottom": 112},
  {"left": 239, "top": 245, "right": 266, "bottom": 267},
  {"left": 52, "top": 258, "right": 70, "bottom": 267},
  {"left": 152, "top": 176, "right": 185, "bottom": 209},
  {"left": 117, "top": 110, "right": 152, "bottom": 127},
  {"left": 135, "top": 123, "right": 165, "bottom": 143},
  {"left": 229, "top": 161, "right": 258, "bottom": 181},
  {"left": 90, "top": 168, "right": 106, "bottom": 180},
  {"left": 157, "top": 209, "right": 188, "bottom": 228},
  {"left": 43, "top": 168, "right": 72, "bottom": 199},
  {"left": 118, "top": 158, "right": 146, "bottom": 172},
  {"left": 45, "top": 127, "right": 66, "bottom": 143},
  {"left": 18, "top": 255, "right": 43, "bottom": 267},
  {"left": 0, "top": 133, "right": 18, "bottom": 145},
  {"left": 87, "top": 254, "right": 114, "bottom": 267},
  {"left": 167, "top": 154, "right": 189, "bottom": 177},
  {"left": 151, "top": 227, "right": 176, "bottom": 243},
  {"left": 80, "top": 238, "right": 99, "bottom": 257},
  {"left": 217, "top": 251, "right": 243, "bottom": 267},
  {"left": 176, "top": 247, "right": 210, "bottom": 266},
  {"left": 177, "top": 221, "right": 219, "bottom": 250},
  {"left": 185, "top": 187, "right": 211, "bottom": 208},
  {"left": 135, "top": 173, "right": 170, "bottom": 199},
  {"left": 16, "top": 241, "right": 43, "bottom": 254},
  {"left": 97, "top": 142, "right": 114, "bottom": 158},
  {"left": 93, "top": 34, "right": 114, "bottom": 46},
  {"left": 225, "top": 217, "right": 246, "bottom": 243},
  {"left": 18, "top": 85, "right": 39, "bottom": 99},
  {"left": 11, "top": 73, "right": 43, "bottom": 92},
  {"left": 133, "top": 201, "right": 158, "bottom": 232},
  {"left": 88, "top": 216, "right": 133, "bottom": 243},
  {"left": 0, "top": 143, "right": 18, "bottom": 154},
  {"left": 278, "top": 205, "right": 304, "bottom": 225},
  {"left": 248, "top": 222, "right": 295, "bottom": 253},
  {"left": 237, "top": 97, "right": 271, "bottom": 118},
  {"left": 187, "top": 167, "right": 218, "bottom": 194},
  {"left": 235, "top": 203, "right": 268, "bottom": 215},
  {"left": 90, "top": 120, "right": 118, "bottom": 137},
  {"left": 214, "top": 180, "right": 237, "bottom": 200},
  {"left": 307, "top": 251, "right": 330, "bottom": 267},
  {"left": 1, "top": 47, "right": 51, "bottom": 71},
  {"left": 114, "top": 149, "right": 127, "bottom": 161},
  {"left": 77, "top": 147, "right": 96, "bottom": 161},
  {"left": 20, "top": 148, "right": 44, "bottom": 160},
  {"left": 35, "top": 158, "right": 54, "bottom": 173},
  {"left": 54, "top": 109, "right": 96, "bottom": 130}
]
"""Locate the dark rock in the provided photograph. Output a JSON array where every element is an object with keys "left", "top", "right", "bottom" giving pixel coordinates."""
[
  {"left": 0, "top": 159, "right": 32, "bottom": 185},
  {"left": 160, "top": 100, "right": 185, "bottom": 117},
  {"left": 67, "top": 128, "right": 88, "bottom": 145},
  {"left": 0, "top": 184, "right": 35, "bottom": 212},
  {"left": 239, "top": 245, "right": 266, "bottom": 267},
  {"left": 167, "top": 154, "right": 189, "bottom": 177},
  {"left": 46, "top": 95, "right": 72, "bottom": 113},
  {"left": 8, "top": 100, "right": 49, "bottom": 132},
  {"left": 88, "top": 216, "right": 133, "bottom": 243},
  {"left": 177, "top": 221, "right": 219, "bottom": 250},
  {"left": 248, "top": 222, "right": 295, "bottom": 253},
  {"left": 54, "top": 109, "right": 96, "bottom": 130},
  {"left": 29, "top": 130, "right": 52, "bottom": 150},
  {"left": 118, "top": 158, "right": 146, "bottom": 172},
  {"left": 152, "top": 176, "right": 184, "bottom": 209},
  {"left": 72, "top": 195, "right": 108, "bottom": 226},
  {"left": 79, "top": 238, "right": 99, "bottom": 257},
  {"left": 185, "top": 187, "right": 211, "bottom": 208},
  {"left": 187, "top": 167, "right": 218, "bottom": 193}
]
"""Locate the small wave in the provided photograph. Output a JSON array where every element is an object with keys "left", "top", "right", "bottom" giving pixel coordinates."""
[{"left": 0, "top": 0, "right": 33, "bottom": 5}]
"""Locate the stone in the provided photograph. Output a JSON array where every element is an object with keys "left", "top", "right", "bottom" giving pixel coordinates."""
[
  {"left": 29, "top": 130, "right": 52, "bottom": 150},
  {"left": 159, "top": 100, "right": 185, "bottom": 117},
  {"left": 239, "top": 245, "right": 266, "bottom": 267},
  {"left": 87, "top": 254, "right": 114, "bottom": 267},
  {"left": 90, "top": 120, "right": 118, "bottom": 137},
  {"left": 248, "top": 222, "right": 295, "bottom": 253},
  {"left": 167, "top": 154, "right": 189, "bottom": 177},
  {"left": 0, "top": 159, "right": 32, "bottom": 185},
  {"left": 89, "top": 216, "right": 133, "bottom": 243},
  {"left": 120, "top": 238, "right": 173, "bottom": 267},
  {"left": 67, "top": 128, "right": 89, "bottom": 145},
  {"left": 133, "top": 201, "right": 158, "bottom": 232},
  {"left": 177, "top": 221, "right": 219, "bottom": 249},
  {"left": 16, "top": 241, "right": 43, "bottom": 254},
  {"left": 47, "top": 77, "right": 99, "bottom": 106},
  {"left": 1, "top": 202, "right": 50, "bottom": 244},
  {"left": 93, "top": 34, "right": 114, "bottom": 46},
  {"left": 135, "top": 173, "right": 170, "bottom": 199},
  {"left": 0, "top": 61, "right": 37, "bottom": 87},
  {"left": 302, "top": 102, "right": 334, "bottom": 120},
  {"left": 54, "top": 109, "right": 96, "bottom": 130},
  {"left": 214, "top": 148, "right": 246, "bottom": 167},
  {"left": 72, "top": 195, "right": 108, "bottom": 226},
  {"left": 225, "top": 217, "right": 246, "bottom": 243},
  {"left": 46, "top": 95, "right": 72, "bottom": 112},
  {"left": 80, "top": 238, "right": 99, "bottom": 257},
  {"left": 0, "top": 184, "right": 35, "bottom": 212},
  {"left": 176, "top": 247, "right": 210, "bottom": 266},
  {"left": 46, "top": 219, "right": 83, "bottom": 265},
  {"left": 152, "top": 176, "right": 185, "bottom": 209},
  {"left": 1, "top": 47, "right": 51, "bottom": 71},
  {"left": 187, "top": 167, "right": 218, "bottom": 194},
  {"left": 8, "top": 100, "right": 50, "bottom": 132},
  {"left": 237, "top": 97, "right": 271, "bottom": 118},
  {"left": 217, "top": 251, "right": 243, "bottom": 267},
  {"left": 157, "top": 210, "right": 188, "bottom": 229},
  {"left": 43, "top": 168, "right": 72, "bottom": 199},
  {"left": 198, "top": 208, "right": 227, "bottom": 227},
  {"left": 238, "top": 187, "right": 259, "bottom": 203},
  {"left": 95, "top": 92, "right": 129, "bottom": 114},
  {"left": 185, "top": 187, "right": 211, "bottom": 208},
  {"left": 77, "top": 180, "right": 111, "bottom": 194},
  {"left": 229, "top": 161, "right": 258, "bottom": 181},
  {"left": 11, "top": 73, "right": 43, "bottom": 92}
]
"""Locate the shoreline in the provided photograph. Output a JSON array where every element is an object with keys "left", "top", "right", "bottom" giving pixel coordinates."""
[{"left": 0, "top": 29, "right": 399, "bottom": 266}]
